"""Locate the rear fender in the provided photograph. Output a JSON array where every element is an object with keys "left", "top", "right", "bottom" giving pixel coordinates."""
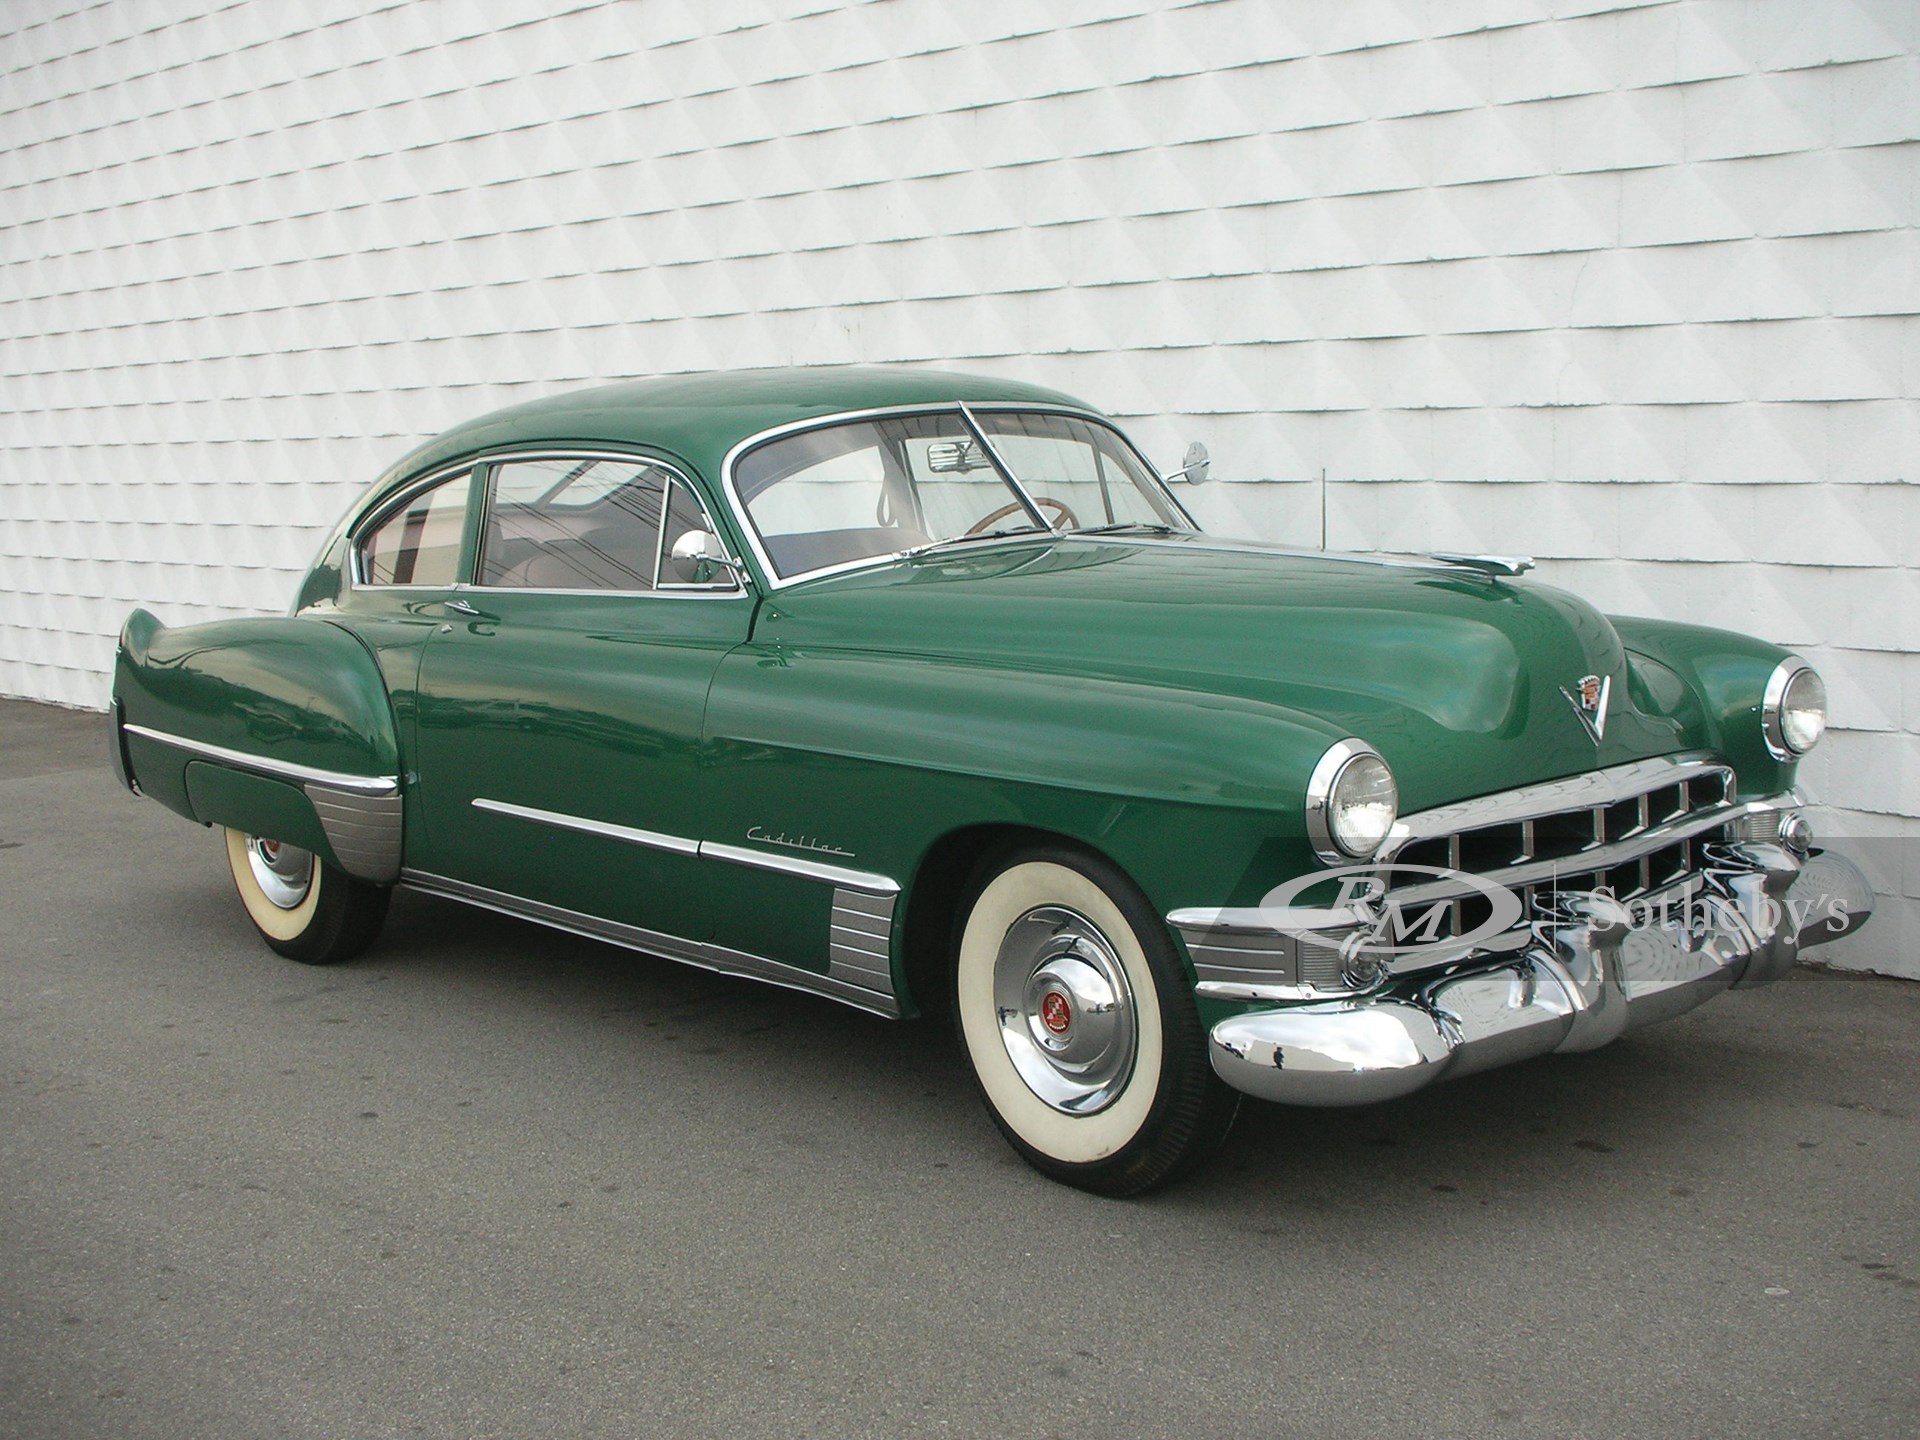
[{"left": 111, "top": 609, "right": 404, "bottom": 883}]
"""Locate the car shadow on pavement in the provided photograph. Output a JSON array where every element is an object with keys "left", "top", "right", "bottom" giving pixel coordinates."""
[{"left": 356, "top": 884, "right": 1873, "bottom": 1225}]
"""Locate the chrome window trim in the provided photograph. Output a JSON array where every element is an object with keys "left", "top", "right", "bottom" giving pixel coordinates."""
[
  {"left": 956, "top": 401, "right": 1055, "bottom": 533},
  {"left": 1761, "top": 655, "right": 1817, "bottom": 760},
  {"left": 963, "top": 403, "right": 1202, "bottom": 531},
  {"left": 718, "top": 401, "right": 1198, "bottom": 590},
  {"left": 122, "top": 723, "right": 399, "bottom": 796},
  {"left": 348, "top": 449, "right": 749, "bottom": 599},
  {"left": 469, "top": 449, "right": 748, "bottom": 600},
  {"left": 456, "top": 586, "right": 743, "bottom": 601},
  {"left": 349, "top": 462, "right": 480, "bottom": 591}
]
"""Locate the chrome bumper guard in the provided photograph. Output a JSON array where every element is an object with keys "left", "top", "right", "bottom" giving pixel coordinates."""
[{"left": 1187, "top": 838, "right": 1875, "bottom": 1109}]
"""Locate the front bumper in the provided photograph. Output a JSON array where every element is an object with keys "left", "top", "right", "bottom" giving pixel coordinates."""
[{"left": 1193, "top": 840, "right": 1876, "bottom": 1108}]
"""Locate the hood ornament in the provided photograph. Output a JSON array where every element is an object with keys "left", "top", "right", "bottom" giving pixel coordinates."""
[
  {"left": 1430, "top": 552, "right": 1536, "bottom": 579},
  {"left": 1561, "top": 674, "right": 1611, "bottom": 744}
]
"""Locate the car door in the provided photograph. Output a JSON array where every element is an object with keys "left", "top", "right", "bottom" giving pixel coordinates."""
[{"left": 410, "top": 452, "right": 752, "bottom": 943}]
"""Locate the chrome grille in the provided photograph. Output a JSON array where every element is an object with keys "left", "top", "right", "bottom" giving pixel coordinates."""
[
  {"left": 1377, "top": 756, "right": 1739, "bottom": 942},
  {"left": 1390, "top": 767, "right": 1731, "bottom": 880}
]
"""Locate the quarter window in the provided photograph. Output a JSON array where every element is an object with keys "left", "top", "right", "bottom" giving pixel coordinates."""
[{"left": 358, "top": 471, "right": 472, "bottom": 586}]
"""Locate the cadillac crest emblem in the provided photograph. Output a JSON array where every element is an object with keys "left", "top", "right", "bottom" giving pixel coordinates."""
[{"left": 1561, "top": 673, "right": 1611, "bottom": 744}]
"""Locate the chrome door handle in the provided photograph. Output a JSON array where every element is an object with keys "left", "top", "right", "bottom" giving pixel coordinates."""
[{"left": 445, "top": 598, "right": 480, "bottom": 616}]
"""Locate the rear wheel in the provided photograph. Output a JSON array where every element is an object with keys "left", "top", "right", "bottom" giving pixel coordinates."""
[
  {"left": 953, "top": 846, "right": 1239, "bottom": 1195},
  {"left": 223, "top": 828, "right": 389, "bottom": 965}
]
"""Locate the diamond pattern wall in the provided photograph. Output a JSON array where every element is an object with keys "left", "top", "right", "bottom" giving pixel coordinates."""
[{"left": 2, "top": 0, "right": 1914, "bottom": 973}]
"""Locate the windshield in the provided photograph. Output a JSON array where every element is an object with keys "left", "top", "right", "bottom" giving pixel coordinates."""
[{"left": 732, "top": 409, "right": 1193, "bottom": 581}]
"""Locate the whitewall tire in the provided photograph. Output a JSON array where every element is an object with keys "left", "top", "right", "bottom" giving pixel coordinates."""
[
  {"left": 223, "top": 828, "right": 390, "bottom": 965},
  {"left": 953, "top": 846, "right": 1239, "bottom": 1195}
]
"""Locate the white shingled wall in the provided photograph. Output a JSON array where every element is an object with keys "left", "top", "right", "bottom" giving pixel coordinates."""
[{"left": 2, "top": 0, "right": 1914, "bottom": 973}]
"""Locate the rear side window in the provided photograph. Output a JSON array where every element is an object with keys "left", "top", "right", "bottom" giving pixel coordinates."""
[
  {"left": 358, "top": 471, "right": 472, "bottom": 586},
  {"left": 479, "top": 456, "right": 738, "bottom": 592},
  {"left": 480, "top": 458, "right": 666, "bottom": 591}
]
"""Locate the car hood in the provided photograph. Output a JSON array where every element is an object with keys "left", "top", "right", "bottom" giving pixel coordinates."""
[{"left": 754, "top": 535, "right": 1689, "bottom": 812}]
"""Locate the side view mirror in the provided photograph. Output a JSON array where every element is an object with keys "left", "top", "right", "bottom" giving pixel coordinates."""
[
  {"left": 1165, "top": 441, "right": 1211, "bottom": 485},
  {"left": 669, "top": 528, "right": 746, "bottom": 585}
]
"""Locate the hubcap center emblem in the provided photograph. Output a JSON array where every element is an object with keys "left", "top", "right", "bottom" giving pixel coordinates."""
[{"left": 1040, "top": 990, "right": 1072, "bottom": 1034}]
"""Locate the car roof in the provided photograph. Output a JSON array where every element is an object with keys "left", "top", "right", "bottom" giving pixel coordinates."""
[{"left": 374, "top": 366, "right": 1100, "bottom": 496}]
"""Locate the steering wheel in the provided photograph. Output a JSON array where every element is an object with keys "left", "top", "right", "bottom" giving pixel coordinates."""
[{"left": 966, "top": 496, "right": 1080, "bottom": 535}]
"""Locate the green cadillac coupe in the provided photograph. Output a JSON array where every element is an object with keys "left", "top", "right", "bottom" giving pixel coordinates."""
[{"left": 111, "top": 368, "right": 1874, "bottom": 1194}]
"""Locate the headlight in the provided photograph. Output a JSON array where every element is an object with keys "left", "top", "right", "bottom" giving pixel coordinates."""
[
  {"left": 1762, "top": 657, "right": 1827, "bottom": 758},
  {"left": 1306, "top": 739, "right": 1398, "bottom": 862}
]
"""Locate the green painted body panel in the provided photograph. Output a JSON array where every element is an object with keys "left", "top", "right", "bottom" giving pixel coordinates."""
[
  {"left": 183, "top": 763, "right": 336, "bottom": 864},
  {"left": 701, "top": 535, "right": 1797, "bottom": 1001},
  {"left": 1610, "top": 616, "right": 1798, "bottom": 797},
  {"left": 412, "top": 589, "right": 753, "bottom": 941},
  {"left": 113, "top": 607, "right": 401, "bottom": 839},
  {"left": 114, "top": 368, "right": 1812, "bottom": 1024}
]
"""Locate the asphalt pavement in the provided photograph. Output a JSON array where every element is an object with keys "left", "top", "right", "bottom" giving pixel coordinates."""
[{"left": 3, "top": 697, "right": 1915, "bottom": 1439}]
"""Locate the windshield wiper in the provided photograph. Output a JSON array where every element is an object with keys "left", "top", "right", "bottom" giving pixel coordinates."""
[
  {"left": 1068, "top": 521, "right": 1182, "bottom": 537},
  {"left": 903, "top": 526, "right": 1047, "bottom": 559}
]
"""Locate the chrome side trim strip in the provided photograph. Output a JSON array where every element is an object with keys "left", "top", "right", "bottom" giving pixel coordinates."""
[
  {"left": 398, "top": 869, "right": 902, "bottom": 1019},
  {"left": 122, "top": 723, "right": 399, "bottom": 797},
  {"left": 471, "top": 797, "right": 700, "bottom": 856},
  {"left": 700, "top": 840, "right": 899, "bottom": 896},
  {"left": 472, "top": 797, "right": 899, "bottom": 895}
]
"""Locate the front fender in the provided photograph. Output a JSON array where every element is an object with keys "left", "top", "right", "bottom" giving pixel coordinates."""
[
  {"left": 704, "top": 645, "right": 1343, "bottom": 925},
  {"left": 1609, "top": 616, "right": 1800, "bottom": 797},
  {"left": 112, "top": 608, "right": 404, "bottom": 882}
]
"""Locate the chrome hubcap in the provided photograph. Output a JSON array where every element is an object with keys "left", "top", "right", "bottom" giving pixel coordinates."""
[
  {"left": 246, "top": 836, "right": 314, "bottom": 910},
  {"left": 993, "top": 905, "right": 1137, "bottom": 1114}
]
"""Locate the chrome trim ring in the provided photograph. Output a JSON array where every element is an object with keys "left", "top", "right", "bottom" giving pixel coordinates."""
[
  {"left": 1761, "top": 655, "right": 1820, "bottom": 760},
  {"left": 246, "top": 837, "right": 314, "bottom": 910},
  {"left": 1304, "top": 737, "right": 1393, "bottom": 865},
  {"left": 991, "top": 905, "right": 1138, "bottom": 1115}
]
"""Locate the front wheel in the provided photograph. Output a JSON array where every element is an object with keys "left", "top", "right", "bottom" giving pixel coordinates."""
[
  {"left": 953, "top": 846, "right": 1239, "bottom": 1195},
  {"left": 223, "top": 828, "right": 390, "bottom": 965}
]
